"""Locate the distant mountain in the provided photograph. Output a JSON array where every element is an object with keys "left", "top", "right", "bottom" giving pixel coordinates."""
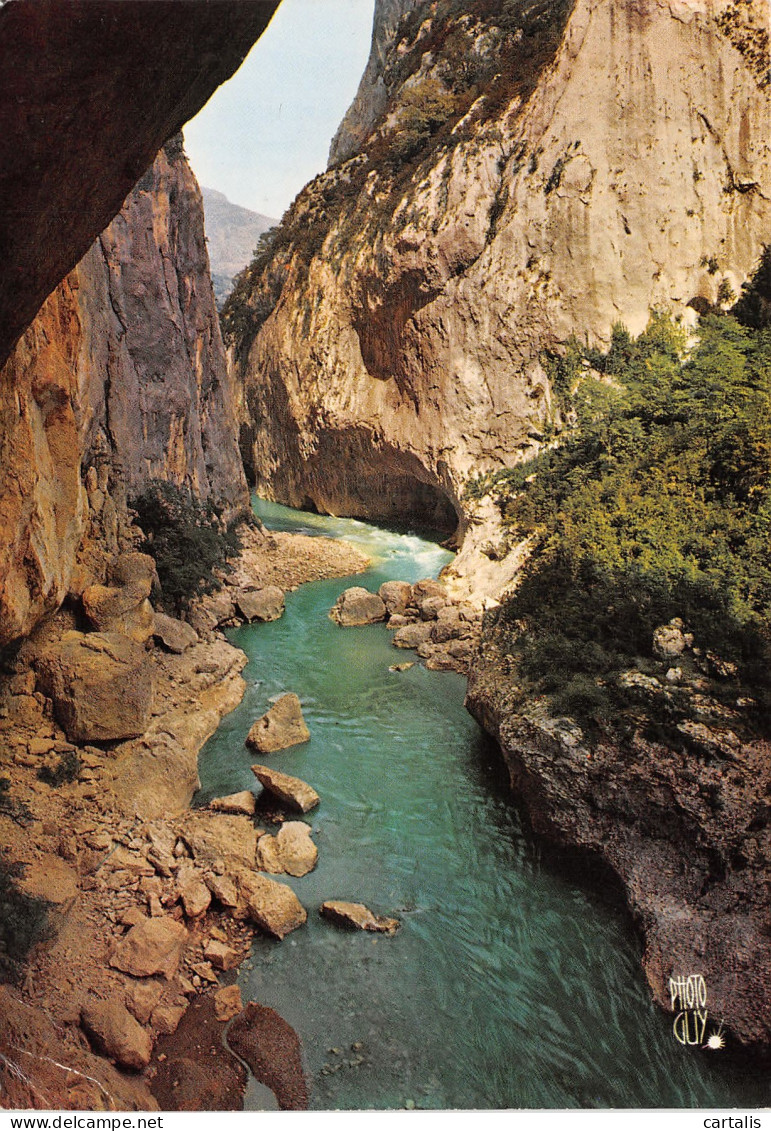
[{"left": 201, "top": 187, "right": 276, "bottom": 306}]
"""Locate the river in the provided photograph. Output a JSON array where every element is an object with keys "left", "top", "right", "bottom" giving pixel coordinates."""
[{"left": 195, "top": 499, "right": 768, "bottom": 1110}]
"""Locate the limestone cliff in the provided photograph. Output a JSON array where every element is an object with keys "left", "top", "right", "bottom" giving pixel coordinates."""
[
  {"left": 328, "top": 0, "right": 422, "bottom": 166},
  {"left": 0, "top": 141, "right": 248, "bottom": 648},
  {"left": 230, "top": 0, "right": 770, "bottom": 593}
]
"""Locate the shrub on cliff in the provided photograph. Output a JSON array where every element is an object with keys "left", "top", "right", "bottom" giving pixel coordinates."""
[
  {"left": 131, "top": 481, "right": 240, "bottom": 614},
  {"left": 484, "top": 306, "right": 771, "bottom": 730}
]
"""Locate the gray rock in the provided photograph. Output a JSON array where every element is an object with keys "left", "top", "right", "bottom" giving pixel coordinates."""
[
  {"left": 392, "top": 622, "right": 434, "bottom": 650},
  {"left": 81, "top": 998, "right": 153, "bottom": 1070},
  {"left": 378, "top": 580, "right": 412, "bottom": 616}
]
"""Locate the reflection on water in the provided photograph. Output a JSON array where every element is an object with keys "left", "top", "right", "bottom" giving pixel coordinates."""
[{"left": 196, "top": 499, "right": 769, "bottom": 1110}]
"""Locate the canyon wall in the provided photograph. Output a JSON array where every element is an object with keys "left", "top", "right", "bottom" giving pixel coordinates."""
[
  {"left": 0, "top": 141, "right": 248, "bottom": 649},
  {"left": 0, "top": 0, "right": 279, "bottom": 369},
  {"left": 231, "top": 0, "right": 771, "bottom": 593}
]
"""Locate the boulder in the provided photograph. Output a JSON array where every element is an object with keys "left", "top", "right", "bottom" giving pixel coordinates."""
[
  {"left": 35, "top": 631, "right": 154, "bottom": 743},
  {"left": 329, "top": 587, "right": 386, "bottom": 627},
  {"left": 431, "top": 615, "right": 464, "bottom": 644},
  {"left": 214, "top": 984, "right": 243, "bottom": 1022},
  {"left": 204, "top": 871, "right": 239, "bottom": 908},
  {"left": 246, "top": 693, "right": 310, "bottom": 753},
  {"left": 204, "top": 939, "right": 240, "bottom": 971},
  {"left": 238, "top": 871, "right": 307, "bottom": 939},
  {"left": 410, "top": 579, "right": 446, "bottom": 605},
  {"left": 256, "top": 822, "right": 317, "bottom": 877},
  {"left": 175, "top": 863, "right": 212, "bottom": 918},
  {"left": 153, "top": 611, "right": 199, "bottom": 654},
  {"left": 81, "top": 998, "right": 153, "bottom": 1070},
  {"left": 175, "top": 810, "right": 258, "bottom": 869},
  {"left": 81, "top": 583, "right": 155, "bottom": 644},
  {"left": 109, "top": 552, "right": 158, "bottom": 592},
  {"left": 197, "top": 592, "right": 237, "bottom": 630},
  {"left": 378, "top": 580, "right": 412, "bottom": 616},
  {"left": 109, "top": 915, "right": 188, "bottom": 979},
  {"left": 125, "top": 979, "right": 164, "bottom": 1025},
  {"left": 150, "top": 999, "right": 188, "bottom": 1036},
  {"left": 251, "top": 765, "right": 319, "bottom": 814},
  {"left": 320, "top": 901, "right": 400, "bottom": 935},
  {"left": 392, "top": 622, "right": 434, "bottom": 650},
  {"left": 418, "top": 595, "right": 446, "bottom": 621},
  {"left": 235, "top": 586, "right": 285, "bottom": 623},
  {"left": 209, "top": 790, "right": 257, "bottom": 817}
]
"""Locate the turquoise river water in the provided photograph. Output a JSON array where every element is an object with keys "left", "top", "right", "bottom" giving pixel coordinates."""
[{"left": 195, "top": 499, "right": 769, "bottom": 1110}]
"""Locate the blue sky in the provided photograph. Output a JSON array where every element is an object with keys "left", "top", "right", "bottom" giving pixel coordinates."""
[{"left": 184, "top": 0, "right": 376, "bottom": 221}]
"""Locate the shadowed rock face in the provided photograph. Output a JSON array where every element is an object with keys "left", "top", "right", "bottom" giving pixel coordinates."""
[
  {"left": 0, "top": 142, "right": 248, "bottom": 647},
  {"left": 0, "top": 0, "right": 279, "bottom": 369}
]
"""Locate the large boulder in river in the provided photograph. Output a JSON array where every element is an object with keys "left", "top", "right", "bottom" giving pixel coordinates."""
[
  {"left": 256, "top": 821, "right": 317, "bottom": 877},
  {"left": 251, "top": 765, "right": 319, "bottom": 814},
  {"left": 235, "top": 586, "right": 285, "bottom": 623},
  {"left": 81, "top": 997, "right": 153, "bottom": 1070},
  {"left": 329, "top": 586, "right": 386, "bottom": 626},
  {"left": 109, "top": 915, "right": 188, "bottom": 979},
  {"left": 320, "top": 901, "right": 400, "bottom": 935},
  {"left": 246, "top": 693, "right": 310, "bottom": 753},
  {"left": 378, "top": 580, "right": 412, "bottom": 616},
  {"left": 392, "top": 622, "right": 434, "bottom": 650},
  {"left": 35, "top": 630, "right": 154, "bottom": 743}
]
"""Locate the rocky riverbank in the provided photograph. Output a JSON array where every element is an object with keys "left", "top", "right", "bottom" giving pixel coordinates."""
[
  {"left": 466, "top": 614, "right": 771, "bottom": 1054},
  {"left": 0, "top": 520, "right": 368, "bottom": 1109},
  {"left": 330, "top": 577, "right": 483, "bottom": 674}
]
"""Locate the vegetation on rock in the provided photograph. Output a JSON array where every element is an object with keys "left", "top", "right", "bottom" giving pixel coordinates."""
[
  {"left": 131, "top": 481, "right": 241, "bottom": 614},
  {"left": 473, "top": 265, "right": 771, "bottom": 735}
]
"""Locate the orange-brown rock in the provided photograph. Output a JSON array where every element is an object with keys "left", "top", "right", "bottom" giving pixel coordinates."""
[
  {"left": 256, "top": 821, "right": 318, "bottom": 878},
  {"left": 251, "top": 765, "right": 319, "bottom": 814},
  {"left": 81, "top": 997, "right": 154, "bottom": 1071},
  {"left": 237, "top": 871, "right": 307, "bottom": 939},
  {"left": 35, "top": 630, "right": 154, "bottom": 743},
  {"left": 109, "top": 916, "right": 188, "bottom": 980},
  {"left": 320, "top": 900, "right": 400, "bottom": 935}
]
